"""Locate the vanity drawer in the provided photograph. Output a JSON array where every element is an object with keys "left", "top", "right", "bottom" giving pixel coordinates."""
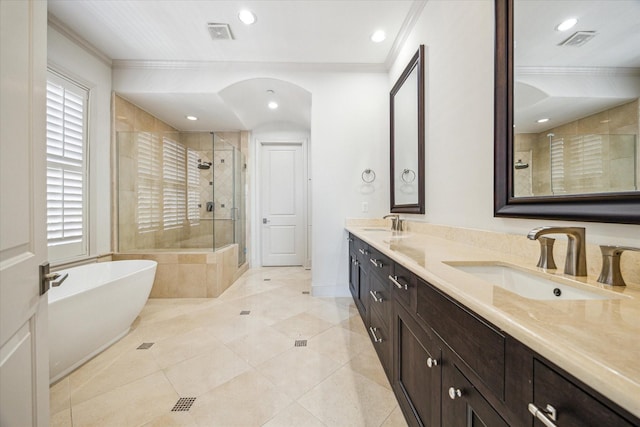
[
  {"left": 416, "top": 277, "right": 505, "bottom": 400},
  {"left": 532, "top": 360, "right": 636, "bottom": 427},
  {"left": 391, "top": 263, "right": 417, "bottom": 312},
  {"left": 368, "top": 304, "right": 392, "bottom": 380},
  {"left": 369, "top": 271, "right": 392, "bottom": 329},
  {"left": 368, "top": 247, "right": 391, "bottom": 279}
]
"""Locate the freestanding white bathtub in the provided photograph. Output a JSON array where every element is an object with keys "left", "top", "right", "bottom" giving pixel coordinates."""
[{"left": 48, "top": 260, "right": 157, "bottom": 383}]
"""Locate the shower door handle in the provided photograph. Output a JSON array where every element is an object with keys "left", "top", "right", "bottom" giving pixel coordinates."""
[{"left": 262, "top": 218, "right": 270, "bottom": 224}]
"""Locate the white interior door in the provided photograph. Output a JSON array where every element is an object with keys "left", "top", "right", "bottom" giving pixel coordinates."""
[
  {"left": 0, "top": 1, "right": 49, "bottom": 425},
  {"left": 260, "top": 143, "right": 305, "bottom": 266}
]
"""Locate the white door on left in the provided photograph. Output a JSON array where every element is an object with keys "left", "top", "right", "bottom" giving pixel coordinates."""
[{"left": 0, "top": 1, "right": 50, "bottom": 425}]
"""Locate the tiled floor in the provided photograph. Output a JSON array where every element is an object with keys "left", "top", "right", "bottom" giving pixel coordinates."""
[{"left": 51, "top": 267, "right": 408, "bottom": 427}]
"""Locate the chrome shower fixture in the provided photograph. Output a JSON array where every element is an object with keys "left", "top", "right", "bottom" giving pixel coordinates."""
[{"left": 197, "top": 159, "right": 212, "bottom": 170}]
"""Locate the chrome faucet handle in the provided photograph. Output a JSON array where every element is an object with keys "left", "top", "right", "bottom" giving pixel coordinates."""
[
  {"left": 527, "top": 226, "right": 587, "bottom": 276},
  {"left": 535, "top": 237, "right": 557, "bottom": 270},
  {"left": 383, "top": 214, "right": 400, "bottom": 231},
  {"left": 597, "top": 245, "right": 640, "bottom": 287}
]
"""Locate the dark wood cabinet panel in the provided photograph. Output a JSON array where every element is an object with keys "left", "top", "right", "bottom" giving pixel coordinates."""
[
  {"left": 368, "top": 246, "right": 391, "bottom": 280},
  {"left": 532, "top": 360, "right": 636, "bottom": 427},
  {"left": 394, "top": 303, "right": 441, "bottom": 427},
  {"left": 369, "top": 270, "right": 392, "bottom": 328},
  {"left": 442, "top": 362, "right": 509, "bottom": 427},
  {"left": 416, "top": 277, "right": 506, "bottom": 399},
  {"left": 369, "top": 304, "right": 392, "bottom": 380}
]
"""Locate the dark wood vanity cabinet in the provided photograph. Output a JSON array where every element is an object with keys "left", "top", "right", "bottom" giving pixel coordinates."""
[
  {"left": 348, "top": 234, "right": 369, "bottom": 318},
  {"left": 347, "top": 235, "right": 639, "bottom": 427}
]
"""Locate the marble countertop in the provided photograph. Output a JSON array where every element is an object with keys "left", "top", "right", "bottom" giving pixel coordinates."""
[{"left": 345, "top": 225, "right": 640, "bottom": 418}]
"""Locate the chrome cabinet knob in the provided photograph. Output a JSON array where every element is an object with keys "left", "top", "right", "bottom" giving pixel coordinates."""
[
  {"left": 448, "top": 387, "right": 462, "bottom": 400},
  {"left": 426, "top": 357, "right": 438, "bottom": 368}
]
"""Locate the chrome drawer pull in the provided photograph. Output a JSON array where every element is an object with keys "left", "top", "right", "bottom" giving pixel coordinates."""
[
  {"left": 426, "top": 357, "right": 438, "bottom": 368},
  {"left": 358, "top": 248, "right": 368, "bottom": 255},
  {"left": 369, "top": 327, "right": 383, "bottom": 343},
  {"left": 348, "top": 237, "right": 353, "bottom": 242},
  {"left": 448, "top": 387, "right": 462, "bottom": 400},
  {"left": 370, "top": 258, "right": 383, "bottom": 268},
  {"left": 388, "top": 275, "right": 408, "bottom": 290},
  {"left": 369, "top": 290, "right": 383, "bottom": 303},
  {"left": 528, "top": 404, "right": 557, "bottom": 427}
]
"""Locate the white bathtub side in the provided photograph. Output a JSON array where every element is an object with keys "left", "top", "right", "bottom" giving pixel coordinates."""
[{"left": 48, "top": 261, "right": 156, "bottom": 383}]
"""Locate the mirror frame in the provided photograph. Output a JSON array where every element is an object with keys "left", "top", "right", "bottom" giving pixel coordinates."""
[
  {"left": 390, "top": 45, "right": 425, "bottom": 214},
  {"left": 494, "top": 0, "right": 640, "bottom": 225}
]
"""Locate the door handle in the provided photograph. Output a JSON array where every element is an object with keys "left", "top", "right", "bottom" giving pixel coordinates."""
[
  {"left": 262, "top": 218, "right": 270, "bottom": 224},
  {"left": 39, "top": 262, "right": 68, "bottom": 295}
]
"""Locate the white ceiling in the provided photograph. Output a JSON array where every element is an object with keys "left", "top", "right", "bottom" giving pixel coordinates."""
[
  {"left": 48, "top": 0, "right": 423, "bottom": 132},
  {"left": 513, "top": 0, "right": 640, "bottom": 133}
]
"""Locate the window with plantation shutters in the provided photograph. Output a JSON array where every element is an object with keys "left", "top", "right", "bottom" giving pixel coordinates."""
[
  {"left": 46, "top": 73, "right": 88, "bottom": 261},
  {"left": 136, "top": 132, "right": 162, "bottom": 232},
  {"left": 162, "top": 136, "right": 186, "bottom": 229},
  {"left": 187, "top": 148, "right": 200, "bottom": 226},
  {"left": 551, "top": 134, "right": 604, "bottom": 195}
]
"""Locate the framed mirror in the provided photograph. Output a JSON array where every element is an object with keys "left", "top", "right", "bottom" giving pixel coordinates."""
[
  {"left": 494, "top": 0, "right": 640, "bottom": 224},
  {"left": 391, "top": 45, "right": 425, "bottom": 214}
]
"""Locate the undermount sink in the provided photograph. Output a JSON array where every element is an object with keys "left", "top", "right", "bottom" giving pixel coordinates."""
[
  {"left": 446, "top": 262, "right": 619, "bottom": 300},
  {"left": 362, "top": 228, "right": 390, "bottom": 231}
]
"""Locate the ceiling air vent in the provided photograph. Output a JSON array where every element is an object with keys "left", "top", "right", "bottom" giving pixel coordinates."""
[
  {"left": 558, "top": 31, "right": 597, "bottom": 47},
  {"left": 207, "top": 23, "right": 234, "bottom": 41}
]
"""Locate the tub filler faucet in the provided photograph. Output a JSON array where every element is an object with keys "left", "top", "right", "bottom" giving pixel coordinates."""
[{"left": 528, "top": 226, "right": 587, "bottom": 276}]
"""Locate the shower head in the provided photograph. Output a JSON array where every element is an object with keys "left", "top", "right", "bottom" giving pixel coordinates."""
[{"left": 197, "top": 159, "right": 212, "bottom": 170}]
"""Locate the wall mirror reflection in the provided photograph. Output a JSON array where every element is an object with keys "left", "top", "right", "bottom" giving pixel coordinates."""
[
  {"left": 513, "top": 0, "right": 640, "bottom": 198},
  {"left": 494, "top": 0, "right": 640, "bottom": 224},
  {"left": 390, "top": 45, "right": 425, "bottom": 214}
]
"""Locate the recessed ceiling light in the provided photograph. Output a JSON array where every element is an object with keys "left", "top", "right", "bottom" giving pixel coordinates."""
[
  {"left": 370, "top": 30, "right": 386, "bottom": 43},
  {"left": 536, "top": 118, "right": 550, "bottom": 123},
  {"left": 268, "top": 101, "right": 278, "bottom": 110},
  {"left": 186, "top": 115, "right": 198, "bottom": 121},
  {"left": 556, "top": 18, "right": 578, "bottom": 32},
  {"left": 238, "top": 10, "right": 256, "bottom": 25}
]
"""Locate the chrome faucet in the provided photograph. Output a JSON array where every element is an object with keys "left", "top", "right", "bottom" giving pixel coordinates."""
[
  {"left": 527, "top": 227, "right": 587, "bottom": 276},
  {"left": 597, "top": 246, "right": 640, "bottom": 286},
  {"left": 383, "top": 214, "right": 403, "bottom": 231}
]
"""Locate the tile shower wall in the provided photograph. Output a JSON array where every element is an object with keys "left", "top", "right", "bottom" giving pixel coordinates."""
[{"left": 515, "top": 99, "right": 639, "bottom": 196}]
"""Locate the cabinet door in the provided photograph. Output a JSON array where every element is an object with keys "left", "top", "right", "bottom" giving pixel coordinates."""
[
  {"left": 349, "top": 253, "right": 359, "bottom": 300},
  {"left": 442, "top": 363, "right": 509, "bottom": 427},
  {"left": 531, "top": 360, "right": 636, "bottom": 427},
  {"left": 368, "top": 303, "right": 392, "bottom": 379},
  {"left": 394, "top": 303, "right": 441, "bottom": 427}
]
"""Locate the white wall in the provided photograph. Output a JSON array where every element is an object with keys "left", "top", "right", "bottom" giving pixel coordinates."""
[
  {"left": 113, "top": 67, "right": 390, "bottom": 296},
  {"left": 47, "top": 25, "right": 113, "bottom": 258},
  {"left": 390, "top": 0, "right": 639, "bottom": 247}
]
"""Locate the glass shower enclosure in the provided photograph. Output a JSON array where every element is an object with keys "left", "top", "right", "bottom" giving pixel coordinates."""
[{"left": 116, "top": 131, "right": 246, "bottom": 265}]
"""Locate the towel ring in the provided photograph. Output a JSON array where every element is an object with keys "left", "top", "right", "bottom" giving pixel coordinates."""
[
  {"left": 361, "top": 169, "right": 376, "bottom": 183},
  {"left": 401, "top": 169, "right": 416, "bottom": 183}
]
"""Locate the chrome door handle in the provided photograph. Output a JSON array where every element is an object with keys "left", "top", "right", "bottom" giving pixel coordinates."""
[
  {"left": 369, "top": 290, "right": 383, "bottom": 303},
  {"left": 39, "top": 262, "right": 68, "bottom": 295},
  {"left": 528, "top": 404, "right": 557, "bottom": 427},
  {"left": 262, "top": 218, "right": 270, "bottom": 224},
  {"left": 426, "top": 357, "right": 438, "bottom": 368},
  {"left": 388, "top": 275, "right": 408, "bottom": 290},
  {"left": 369, "top": 327, "right": 383, "bottom": 343}
]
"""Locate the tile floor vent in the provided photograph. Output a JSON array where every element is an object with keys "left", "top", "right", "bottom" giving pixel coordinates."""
[
  {"left": 295, "top": 340, "right": 308, "bottom": 347},
  {"left": 137, "top": 342, "right": 154, "bottom": 350},
  {"left": 171, "top": 397, "right": 196, "bottom": 412},
  {"left": 302, "top": 291, "right": 310, "bottom": 295},
  {"left": 240, "top": 310, "right": 251, "bottom": 315},
  {"left": 264, "top": 278, "right": 271, "bottom": 281}
]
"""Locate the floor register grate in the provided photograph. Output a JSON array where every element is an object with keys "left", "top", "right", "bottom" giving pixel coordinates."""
[
  {"left": 171, "top": 397, "right": 196, "bottom": 412},
  {"left": 136, "top": 342, "right": 154, "bottom": 350},
  {"left": 295, "top": 340, "right": 307, "bottom": 347},
  {"left": 240, "top": 310, "right": 251, "bottom": 315}
]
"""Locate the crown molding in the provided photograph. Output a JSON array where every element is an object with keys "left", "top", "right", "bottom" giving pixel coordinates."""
[
  {"left": 385, "top": 0, "right": 427, "bottom": 70},
  {"left": 112, "top": 59, "right": 387, "bottom": 73},
  {"left": 48, "top": 13, "right": 112, "bottom": 67}
]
